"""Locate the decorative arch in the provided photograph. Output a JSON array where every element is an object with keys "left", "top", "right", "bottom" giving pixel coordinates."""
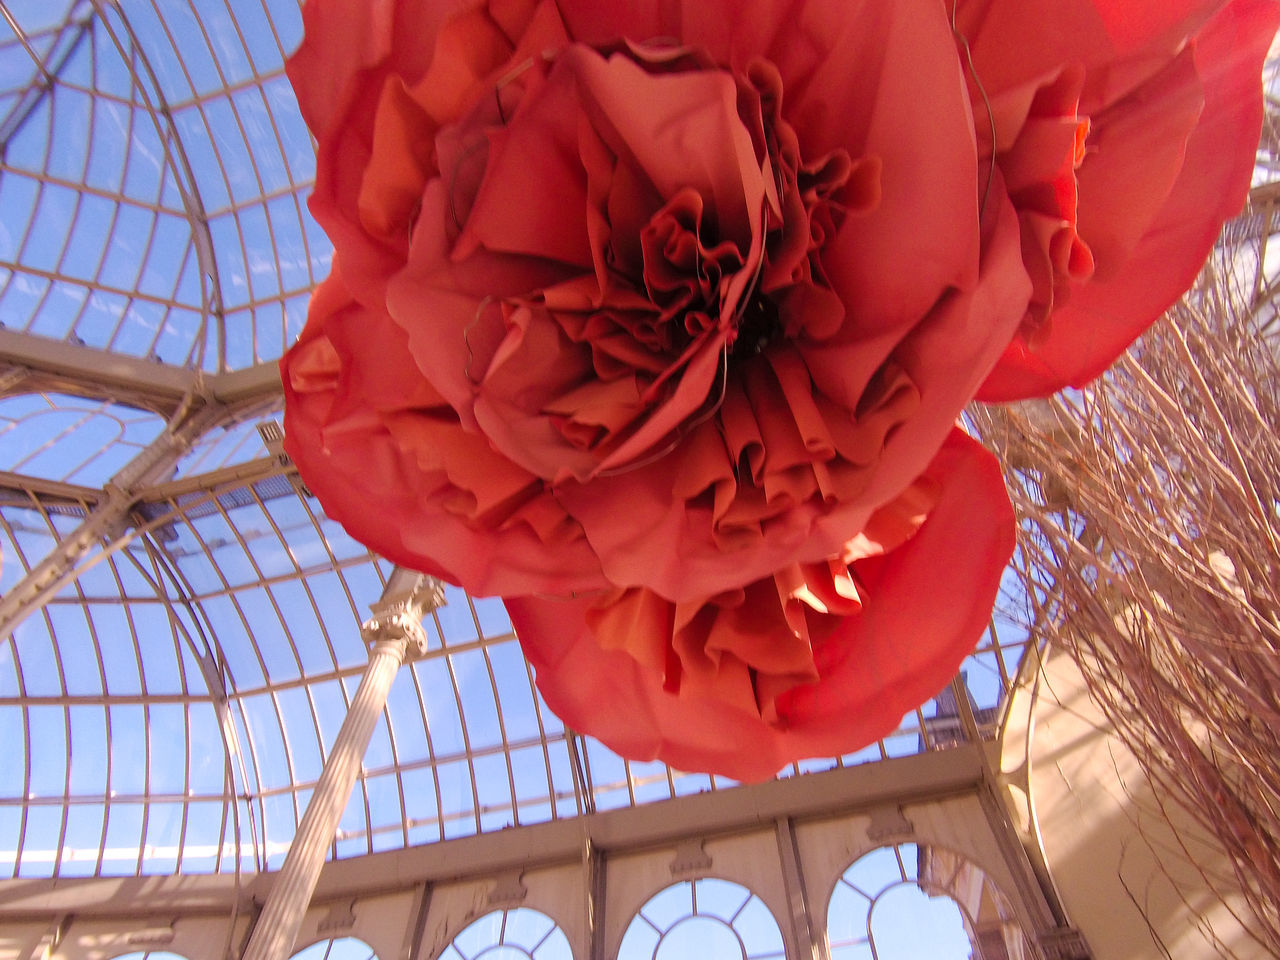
[
  {"left": 435, "top": 907, "right": 573, "bottom": 960},
  {"left": 0, "top": 391, "right": 166, "bottom": 486},
  {"left": 109, "top": 952, "right": 192, "bottom": 960},
  {"left": 826, "top": 843, "right": 1031, "bottom": 959},
  {"left": 290, "top": 936, "right": 378, "bottom": 960},
  {"left": 617, "top": 877, "right": 784, "bottom": 960}
]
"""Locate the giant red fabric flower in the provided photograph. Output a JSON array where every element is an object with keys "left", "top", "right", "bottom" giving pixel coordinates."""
[
  {"left": 508, "top": 428, "right": 1014, "bottom": 780},
  {"left": 283, "top": 0, "right": 1277, "bottom": 778}
]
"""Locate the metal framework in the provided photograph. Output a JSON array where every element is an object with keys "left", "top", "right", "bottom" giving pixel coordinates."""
[
  {"left": 0, "top": 2, "right": 1277, "bottom": 959},
  {"left": 0, "top": 746, "right": 1079, "bottom": 959},
  {"left": 0, "top": 0, "right": 1048, "bottom": 890}
]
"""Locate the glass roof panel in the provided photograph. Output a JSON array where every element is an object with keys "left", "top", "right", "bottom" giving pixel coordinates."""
[
  {"left": 169, "top": 408, "right": 280, "bottom": 478},
  {"left": 0, "top": 0, "right": 328, "bottom": 373},
  {"left": 0, "top": 392, "right": 166, "bottom": 484},
  {"left": 1, "top": 8, "right": 215, "bottom": 366},
  {"left": 3, "top": 0, "right": 1269, "bottom": 884},
  {"left": 0, "top": 528, "right": 254, "bottom": 879},
  {"left": 107, "top": 0, "right": 326, "bottom": 371},
  {"left": 1, "top": 1, "right": 79, "bottom": 39}
]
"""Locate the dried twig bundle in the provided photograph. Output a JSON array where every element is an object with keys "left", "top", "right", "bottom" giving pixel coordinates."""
[{"left": 969, "top": 194, "right": 1280, "bottom": 953}]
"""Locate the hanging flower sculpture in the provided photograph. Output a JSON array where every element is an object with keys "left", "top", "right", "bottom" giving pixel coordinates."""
[{"left": 283, "top": 0, "right": 1277, "bottom": 779}]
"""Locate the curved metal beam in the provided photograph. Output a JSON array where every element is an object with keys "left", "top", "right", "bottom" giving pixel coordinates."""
[
  {"left": 0, "top": 327, "right": 282, "bottom": 414},
  {"left": 0, "top": 4, "right": 93, "bottom": 158},
  {"left": 88, "top": 0, "right": 229, "bottom": 370},
  {"left": 0, "top": 391, "right": 226, "bottom": 643}
]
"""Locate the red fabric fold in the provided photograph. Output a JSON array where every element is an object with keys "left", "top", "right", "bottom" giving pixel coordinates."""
[
  {"left": 971, "top": 0, "right": 1279, "bottom": 398},
  {"left": 283, "top": 265, "right": 608, "bottom": 597},
  {"left": 282, "top": 0, "right": 1275, "bottom": 775},
  {"left": 508, "top": 429, "right": 1015, "bottom": 781}
]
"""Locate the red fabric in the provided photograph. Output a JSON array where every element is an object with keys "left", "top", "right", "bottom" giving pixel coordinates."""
[
  {"left": 282, "top": 0, "right": 1274, "bottom": 776},
  {"left": 967, "top": 0, "right": 1280, "bottom": 398},
  {"left": 283, "top": 266, "right": 608, "bottom": 596},
  {"left": 508, "top": 429, "right": 1014, "bottom": 781}
]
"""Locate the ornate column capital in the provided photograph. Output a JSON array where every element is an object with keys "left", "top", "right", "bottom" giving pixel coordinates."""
[{"left": 360, "top": 569, "right": 446, "bottom": 662}]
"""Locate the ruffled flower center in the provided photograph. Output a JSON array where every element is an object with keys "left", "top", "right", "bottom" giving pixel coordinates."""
[
  {"left": 433, "top": 41, "right": 876, "bottom": 481},
  {"left": 583, "top": 470, "right": 939, "bottom": 719}
]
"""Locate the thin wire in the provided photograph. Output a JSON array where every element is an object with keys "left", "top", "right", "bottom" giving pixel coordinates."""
[
  {"left": 447, "top": 137, "right": 491, "bottom": 233},
  {"left": 595, "top": 197, "right": 771, "bottom": 479},
  {"left": 493, "top": 55, "right": 537, "bottom": 125},
  {"left": 951, "top": 0, "right": 998, "bottom": 224},
  {"left": 462, "top": 296, "right": 495, "bottom": 384},
  {"left": 449, "top": 57, "right": 540, "bottom": 231}
]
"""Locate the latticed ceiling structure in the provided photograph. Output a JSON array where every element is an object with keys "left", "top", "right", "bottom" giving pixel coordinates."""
[{"left": 0, "top": 3, "right": 1277, "bottom": 960}]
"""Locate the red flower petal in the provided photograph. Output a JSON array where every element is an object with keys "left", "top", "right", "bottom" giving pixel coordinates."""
[
  {"left": 295, "top": 0, "right": 556, "bottom": 306},
  {"left": 282, "top": 0, "right": 1274, "bottom": 781},
  {"left": 973, "top": 0, "right": 1279, "bottom": 398},
  {"left": 282, "top": 267, "right": 608, "bottom": 597},
  {"left": 955, "top": 0, "right": 1224, "bottom": 95},
  {"left": 555, "top": 189, "right": 1028, "bottom": 602},
  {"left": 508, "top": 428, "right": 1015, "bottom": 781}
]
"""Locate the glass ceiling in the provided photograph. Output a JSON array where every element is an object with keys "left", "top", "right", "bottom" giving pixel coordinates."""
[{"left": 0, "top": 0, "right": 1275, "bottom": 883}]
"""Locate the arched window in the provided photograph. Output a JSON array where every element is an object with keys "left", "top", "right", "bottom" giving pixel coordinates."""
[
  {"left": 292, "top": 937, "right": 378, "bottom": 960},
  {"left": 0, "top": 392, "right": 165, "bottom": 485},
  {"left": 827, "top": 843, "right": 1030, "bottom": 959},
  {"left": 618, "top": 877, "right": 784, "bottom": 960},
  {"left": 436, "top": 907, "right": 573, "bottom": 959}
]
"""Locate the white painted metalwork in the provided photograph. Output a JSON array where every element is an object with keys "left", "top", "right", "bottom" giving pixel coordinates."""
[
  {"left": 0, "top": 3, "right": 1275, "bottom": 958},
  {"left": 241, "top": 573, "right": 445, "bottom": 960}
]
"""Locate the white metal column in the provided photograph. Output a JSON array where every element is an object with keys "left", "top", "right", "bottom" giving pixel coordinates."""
[{"left": 240, "top": 570, "right": 444, "bottom": 960}]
